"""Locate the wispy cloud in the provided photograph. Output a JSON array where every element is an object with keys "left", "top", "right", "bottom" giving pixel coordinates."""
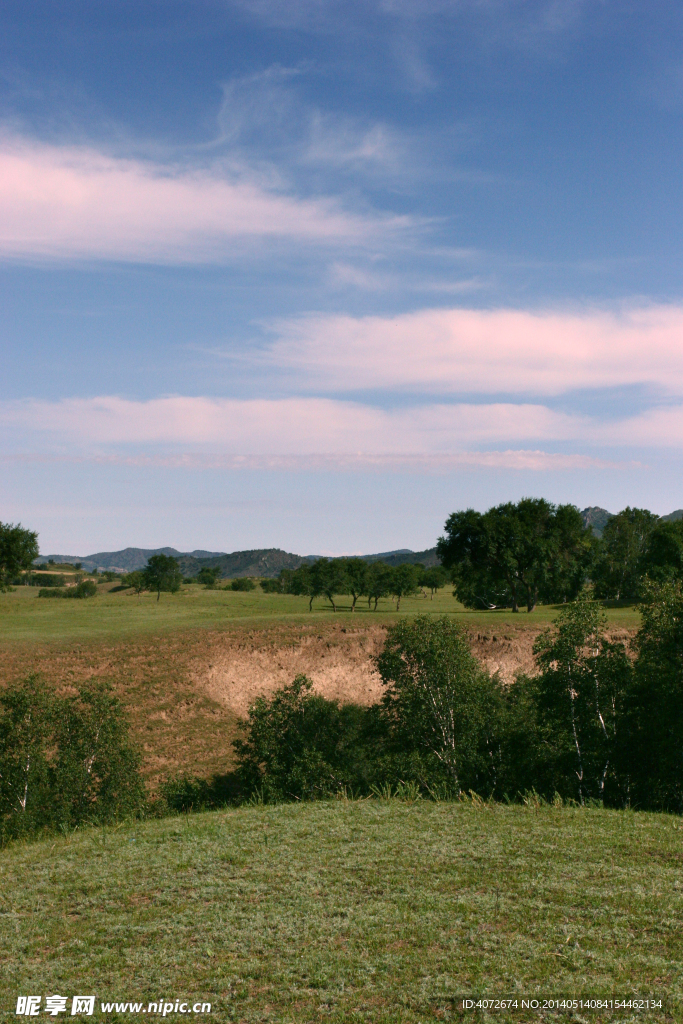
[
  {"left": 1, "top": 450, "right": 630, "bottom": 472},
  {"left": 264, "top": 304, "right": 683, "bottom": 397},
  {"left": 0, "top": 135, "right": 405, "bottom": 264},
  {"left": 1, "top": 393, "right": 680, "bottom": 457}
]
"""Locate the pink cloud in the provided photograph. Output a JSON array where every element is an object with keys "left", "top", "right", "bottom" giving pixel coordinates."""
[
  {"left": 0, "top": 137, "right": 396, "bottom": 263},
  {"left": 0, "top": 395, "right": 584, "bottom": 451},
  {"left": 267, "top": 305, "right": 683, "bottom": 396}
]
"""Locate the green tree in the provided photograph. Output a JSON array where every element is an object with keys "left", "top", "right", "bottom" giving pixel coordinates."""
[
  {"left": 639, "top": 519, "right": 683, "bottom": 587},
  {"left": 230, "top": 576, "right": 256, "bottom": 591},
  {"left": 286, "top": 564, "right": 323, "bottom": 610},
  {"left": 532, "top": 596, "right": 631, "bottom": 805},
  {"left": 366, "top": 561, "right": 393, "bottom": 610},
  {"left": 592, "top": 507, "right": 659, "bottom": 600},
  {"left": 376, "top": 616, "right": 501, "bottom": 794},
  {"left": 310, "top": 558, "right": 348, "bottom": 612},
  {"left": 232, "top": 675, "right": 370, "bottom": 801},
  {"left": 0, "top": 677, "right": 54, "bottom": 828},
  {"left": 389, "top": 563, "right": 421, "bottom": 610},
  {"left": 438, "top": 499, "right": 591, "bottom": 612},
  {"left": 338, "top": 558, "right": 367, "bottom": 612},
  {"left": 0, "top": 522, "right": 39, "bottom": 590},
  {"left": 0, "top": 677, "right": 144, "bottom": 838},
  {"left": 197, "top": 566, "right": 221, "bottom": 587},
  {"left": 420, "top": 565, "right": 448, "bottom": 598},
  {"left": 52, "top": 682, "right": 145, "bottom": 826},
  {"left": 141, "top": 554, "right": 182, "bottom": 601},
  {"left": 623, "top": 581, "right": 683, "bottom": 812},
  {"left": 123, "top": 570, "right": 146, "bottom": 595}
]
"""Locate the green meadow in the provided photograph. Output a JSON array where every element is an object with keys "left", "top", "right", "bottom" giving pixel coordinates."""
[
  {"left": 0, "top": 583, "right": 641, "bottom": 645},
  {"left": 1, "top": 799, "right": 680, "bottom": 1023}
]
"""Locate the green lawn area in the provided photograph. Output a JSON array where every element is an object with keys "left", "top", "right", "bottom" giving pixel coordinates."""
[
  {"left": 0, "top": 585, "right": 641, "bottom": 645},
  {"left": 1, "top": 800, "right": 678, "bottom": 1023}
]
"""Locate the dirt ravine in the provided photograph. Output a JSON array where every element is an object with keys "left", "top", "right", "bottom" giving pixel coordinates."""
[
  {"left": 194, "top": 625, "right": 389, "bottom": 716},
  {"left": 191, "top": 622, "right": 635, "bottom": 717}
]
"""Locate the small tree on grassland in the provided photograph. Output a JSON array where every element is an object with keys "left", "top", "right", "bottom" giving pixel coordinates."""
[
  {"left": 420, "top": 565, "right": 448, "bottom": 598},
  {"left": 338, "top": 558, "right": 367, "bottom": 612},
  {"left": 142, "top": 554, "right": 182, "bottom": 601},
  {"left": 123, "top": 570, "right": 146, "bottom": 595},
  {"left": 390, "top": 563, "right": 421, "bottom": 610},
  {"left": 366, "top": 561, "right": 393, "bottom": 610}
]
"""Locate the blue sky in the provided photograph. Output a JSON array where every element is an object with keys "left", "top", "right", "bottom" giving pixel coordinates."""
[{"left": 2, "top": 0, "right": 683, "bottom": 555}]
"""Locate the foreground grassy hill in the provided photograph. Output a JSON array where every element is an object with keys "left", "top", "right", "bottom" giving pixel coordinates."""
[{"left": 2, "top": 800, "right": 680, "bottom": 1022}]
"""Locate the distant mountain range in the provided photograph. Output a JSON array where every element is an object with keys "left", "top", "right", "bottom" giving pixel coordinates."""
[
  {"left": 35, "top": 545, "right": 440, "bottom": 578},
  {"left": 34, "top": 507, "right": 683, "bottom": 576}
]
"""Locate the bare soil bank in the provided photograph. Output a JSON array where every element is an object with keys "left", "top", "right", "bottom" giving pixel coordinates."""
[{"left": 194, "top": 621, "right": 635, "bottom": 716}]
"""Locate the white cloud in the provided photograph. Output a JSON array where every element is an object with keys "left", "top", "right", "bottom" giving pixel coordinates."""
[
  {"left": 265, "top": 304, "right": 683, "bottom": 397},
  {"left": 0, "top": 136, "right": 403, "bottom": 264},
  {"left": 1, "top": 392, "right": 680, "bottom": 458}
]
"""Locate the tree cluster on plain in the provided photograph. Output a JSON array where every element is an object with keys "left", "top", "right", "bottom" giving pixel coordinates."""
[
  {"left": 437, "top": 498, "right": 683, "bottom": 611},
  {"left": 275, "top": 559, "right": 447, "bottom": 611}
]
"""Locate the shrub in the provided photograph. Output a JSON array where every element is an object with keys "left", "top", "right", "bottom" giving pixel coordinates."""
[
  {"left": 38, "top": 580, "right": 97, "bottom": 599},
  {"left": 232, "top": 675, "right": 377, "bottom": 802},
  {"left": 230, "top": 577, "right": 255, "bottom": 591},
  {"left": 0, "top": 677, "right": 145, "bottom": 841}
]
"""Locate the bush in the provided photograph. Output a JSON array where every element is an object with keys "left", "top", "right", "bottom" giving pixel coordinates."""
[
  {"left": 34, "top": 573, "right": 65, "bottom": 588},
  {"left": 259, "top": 578, "right": 283, "bottom": 593},
  {"left": 0, "top": 677, "right": 145, "bottom": 841},
  {"left": 232, "top": 675, "right": 379, "bottom": 802},
  {"left": 38, "top": 580, "right": 97, "bottom": 599},
  {"left": 230, "top": 577, "right": 255, "bottom": 591}
]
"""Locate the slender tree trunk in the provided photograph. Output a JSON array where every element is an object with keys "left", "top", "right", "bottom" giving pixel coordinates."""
[
  {"left": 374, "top": 596, "right": 379, "bottom": 610},
  {"left": 351, "top": 594, "right": 357, "bottom": 612},
  {"left": 156, "top": 588, "right": 161, "bottom": 602},
  {"left": 309, "top": 595, "right": 314, "bottom": 611}
]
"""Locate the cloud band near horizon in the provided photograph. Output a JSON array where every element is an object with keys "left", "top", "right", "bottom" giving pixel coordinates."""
[{"left": 1, "top": 394, "right": 681, "bottom": 459}]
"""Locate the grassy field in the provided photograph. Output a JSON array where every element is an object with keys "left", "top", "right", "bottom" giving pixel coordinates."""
[
  {"left": 1, "top": 799, "right": 679, "bottom": 1023},
  {"left": 0, "top": 584, "right": 641, "bottom": 645}
]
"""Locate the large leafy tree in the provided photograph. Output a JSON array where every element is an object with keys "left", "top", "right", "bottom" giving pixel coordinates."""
[
  {"left": 638, "top": 519, "right": 683, "bottom": 588},
  {"left": 0, "top": 521, "right": 39, "bottom": 590},
  {"left": 437, "top": 498, "right": 591, "bottom": 612},
  {"left": 389, "top": 563, "right": 421, "bottom": 610},
  {"left": 232, "top": 675, "right": 371, "bottom": 801},
  {"left": 141, "top": 553, "right": 183, "bottom": 601},
  {"left": 591, "top": 507, "right": 659, "bottom": 600},
  {"left": 310, "top": 558, "right": 348, "bottom": 612},
  {"left": 0, "top": 677, "right": 144, "bottom": 838}
]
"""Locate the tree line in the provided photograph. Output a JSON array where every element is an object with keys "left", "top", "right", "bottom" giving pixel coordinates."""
[
  {"left": 438, "top": 498, "right": 683, "bottom": 611},
  {"left": 267, "top": 560, "right": 447, "bottom": 610},
  {"left": 166, "top": 583, "right": 683, "bottom": 815}
]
